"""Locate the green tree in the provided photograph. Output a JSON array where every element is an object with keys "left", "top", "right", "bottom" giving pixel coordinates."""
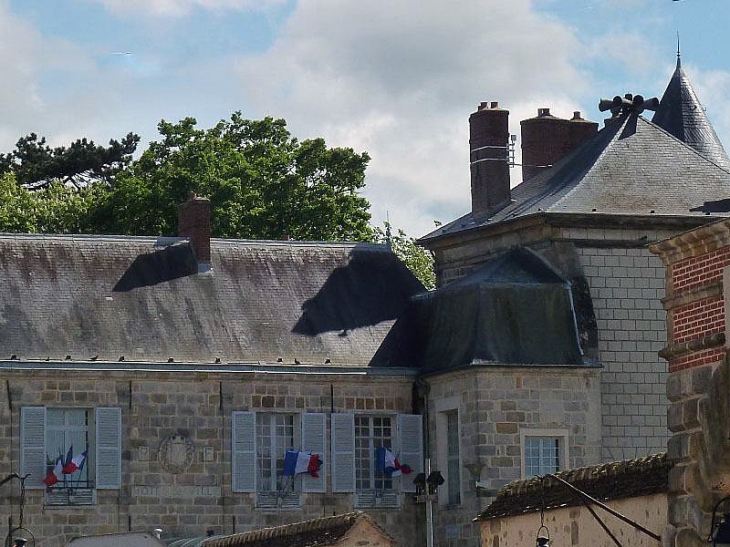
[
  {"left": 373, "top": 223, "right": 435, "bottom": 290},
  {"left": 0, "top": 132, "right": 140, "bottom": 187},
  {"left": 90, "top": 114, "right": 373, "bottom": 241}
]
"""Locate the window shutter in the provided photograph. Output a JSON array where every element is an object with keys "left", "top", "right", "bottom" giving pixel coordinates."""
[
  {"left": 20, "top": 407, "right": 46, "bottom": 489},
  {"left": 398, "top": 414, "right": 423, "bottom": 493},
  {"left": 331, "top": 413, "right": 355, "bottom": 493},
  {"left": 96, "top": 407, "right": 122, "bottom": 489},
  {"left": 232, "top": 411, "right": 256, "bottom": 493},
  {"left": 301, "top": 413, "right": 326, "bottom": 493}
]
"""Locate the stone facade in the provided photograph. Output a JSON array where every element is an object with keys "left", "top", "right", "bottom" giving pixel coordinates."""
[
  {"left": 425, "top": 366, "right": 602, "bottom": 547},
  {"left": 649, "top": 219, "right": 730, "bottom": 547},
  {"left": 0, "top": 366, "right": 424, "bottom": 547},
  {"left": 425, "top": 216, "right": 696, "bottom": 463}
]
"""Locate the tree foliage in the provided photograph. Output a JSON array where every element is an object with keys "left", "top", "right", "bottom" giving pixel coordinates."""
[
  {"left": 0, "top": 114, "right": 436, "bottom": 286},
  {"left": 0, "top": 132, "right": 140, "bottom": 187},
  {"left": 89, "top": 114, "right": 373, "bottom": 241},
  {"left": 373, "top": 223, "right": 435, "bottom": 290}
]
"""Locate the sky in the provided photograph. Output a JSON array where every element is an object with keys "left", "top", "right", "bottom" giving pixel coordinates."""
[{"left": 1, "top": 0, "right": 730, "bottom": 239}]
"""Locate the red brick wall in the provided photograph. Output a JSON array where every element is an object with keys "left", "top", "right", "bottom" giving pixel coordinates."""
[
  {"left": 670, "top": 247, "right": 730, "bottom": 293},
  {"left": 663, "top": 240, "right": 729, "bottom": 373}
]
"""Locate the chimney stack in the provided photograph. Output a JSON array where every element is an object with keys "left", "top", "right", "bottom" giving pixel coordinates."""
[
  {"left": 520, "top": 108, "right": 598, "bottom": 182},
  {"left": 469, "top": 102, "right": 511, "bottom": 218},
  {"left": 178, "top": 194, "right": 211, "bottom": 270}
]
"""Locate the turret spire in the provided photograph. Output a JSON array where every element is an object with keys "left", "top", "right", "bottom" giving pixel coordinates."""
[{"left": 652, "top": 49, "right": 730, "bottom": 170}]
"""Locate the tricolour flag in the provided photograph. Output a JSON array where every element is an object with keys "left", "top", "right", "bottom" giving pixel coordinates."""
[
  {"left": 282, "top": 449, "right": 323, "bottom": 478},
  {"left": 63, "top": 449, "right": 87, "bottom": 474},
  {"left": 43, "top": 457, "right": 63, "bottom": 487},
  {"left": 376, "top": 447, "right": 413, "bottom": 477}
]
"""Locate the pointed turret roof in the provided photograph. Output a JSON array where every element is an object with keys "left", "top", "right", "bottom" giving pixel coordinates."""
[{"left": 652, "top": 55, "right": 730, "bottom": 170}]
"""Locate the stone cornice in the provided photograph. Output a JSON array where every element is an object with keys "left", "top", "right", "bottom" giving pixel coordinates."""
[
  {"left": 649, "top": 218, "right": 730, "bottom": 264},
  {"left": 658, "top": 332, "right": 726, "bottom": 360},
  {"left": 662, "top": 281, "right": 723, "bottom": 310}
]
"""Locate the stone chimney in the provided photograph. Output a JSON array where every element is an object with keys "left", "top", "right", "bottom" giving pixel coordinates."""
[
  {"left": 178, "top": 194, "right": 211, "bottom": 270},
  {"left": 520, "top": 108, "right": 598, "bottom": 182},
  {"left": 469, "top": 101, "right": 510, "bottom": 218}
]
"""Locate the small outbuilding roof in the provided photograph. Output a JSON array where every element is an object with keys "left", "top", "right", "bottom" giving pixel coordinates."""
[
  {"left": 476, "top": 452, "right": 672, "bottom": 521},
  {"left": 202, "top": 511, "right": 393, "bottom": 547}
]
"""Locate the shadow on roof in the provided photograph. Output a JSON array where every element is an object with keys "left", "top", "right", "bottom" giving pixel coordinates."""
[
  {"left": 113, "top": 243, "right": 197, "bottom": 292},
  {"left": 292, "top": 246, "right": 424, "bottom": 337}
]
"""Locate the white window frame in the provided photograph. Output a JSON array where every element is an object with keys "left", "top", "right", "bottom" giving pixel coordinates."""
[
  {"left": 520, "top": 428, "right": 569, "bottom": 478},
  {"left": 255, "top": 412, "right": 300, "bottom": 509},
  {"left": 20, "top": 406, "right": 121, "bottom": 505},
  {"left": 433, "top": 396, "right": 462, "bottom": 507}
]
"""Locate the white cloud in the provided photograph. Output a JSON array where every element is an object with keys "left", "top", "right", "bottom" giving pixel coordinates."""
[
  {"left": 236, "top": 0, "right": 587, "bottom": 235},
  {"left": 89, "top": 0, "right": 284, "bottom": 17}
]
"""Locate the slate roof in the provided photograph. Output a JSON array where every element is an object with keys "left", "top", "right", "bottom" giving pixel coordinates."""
[
  {"left": 476, "top": 452, "right": 672, "bottom": 521},
  {"left": 421, "top": 112, "right": 730, "bottom": 242},
  {"left": 399, "top": 248, "right": 594, "bottom": 372},
  {"left": 0, "top": 234, "right": 424, "bottom": 366},
  {"left": 203, "top": 512, "right": 392, "bottom": 547},
  {"left": 652, "top": 57, "right": 730, "bottom": 170}
]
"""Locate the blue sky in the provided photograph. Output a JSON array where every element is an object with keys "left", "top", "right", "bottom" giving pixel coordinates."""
[{"left": 1, "top": 0, "right": 729, "bottom": 238}]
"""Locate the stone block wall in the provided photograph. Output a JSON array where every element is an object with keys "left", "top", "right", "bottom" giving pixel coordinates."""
[
  {"left": 0, "top": 367, "right": 423, "bottom": 547},
  {"left": 425, "top": 219, "right": 686, "bottom": 463},
  {"left": 576, "top": 244, "right": 670, "bottom": 460},
  {"left": 425, "top": 366, "right": 601, "bottom": 547},
  {"left": 650, "top": 219, "right": 730, "bottom": 547}
]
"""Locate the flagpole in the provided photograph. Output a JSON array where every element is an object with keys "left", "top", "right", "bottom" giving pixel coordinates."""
[{"left": 425, "top": 457, "right": 434, "bottom": 547}]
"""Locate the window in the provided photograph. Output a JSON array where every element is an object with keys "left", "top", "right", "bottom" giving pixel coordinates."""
[
  {"left": 520, "top": 429, "right": 568, "bottom": 478},
  {"left": 256, "top": 413, "right": 299, "bottom": 508},
  {"left": 20, "top": 406, "right": 121, "bottom": 505},
  {"left": 329, "top": 413, "right": 423, "bottom": 504},
  {"left": 445, "top": 411, "right": 461, "bottom": 505},
  {"left": 45, "top": 409, "right": 93, "bottom": 505},
  {"left": 355, "top": 415, "right": 397, "bottom": 508},
  {"left": 231, "top": 412, "right": 326, "bottom": 504},
  {"left": 355, "top": 416, "right": 393, "bottom": 492}
]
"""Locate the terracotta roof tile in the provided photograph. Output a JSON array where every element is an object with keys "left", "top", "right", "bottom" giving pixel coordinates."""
[{"left": 476, "top": 452, "right": 672, "bottom": 521}]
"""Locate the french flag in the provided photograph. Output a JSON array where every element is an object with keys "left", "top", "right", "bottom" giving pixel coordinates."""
[
  {"left": 376, "top": 447, "right": 412, "bottom": 477},
  {"left": 43, "top": 457, "right": 63, "bottom": 487},
  {"left": 282, "top": 449, "right": 323, "bottom": 478},
  {"left": 63, "top": 448, "right": 87, "bottom": 475}
]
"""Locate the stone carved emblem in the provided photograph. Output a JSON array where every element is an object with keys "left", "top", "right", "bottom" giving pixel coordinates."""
[{"left": 158, "top": 434, "right": 195, "bottom": 474}]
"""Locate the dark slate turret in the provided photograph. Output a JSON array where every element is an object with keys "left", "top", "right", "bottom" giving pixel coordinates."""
[{"left": 652, "top": 54, "right": 730, "bottom": 170}]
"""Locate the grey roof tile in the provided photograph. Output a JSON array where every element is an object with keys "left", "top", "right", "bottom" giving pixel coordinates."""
[
  {"left": 0, "top": 235, "right": 423, "bottom": 366},
  {"left": 421, "top": 113, "right": 730, "bottom": 242},
  {"left": 652, "top": 57, "right": 730, "bottom": 170}
]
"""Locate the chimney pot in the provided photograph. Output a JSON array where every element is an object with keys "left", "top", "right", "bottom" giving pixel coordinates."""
[
  {"left": 572, "top": 111, "right": 582, "bottom": 120},
  {"left": 479, "top": 101, "right": 488, "bottom": 110},
  {"left": 538, "top": 108, "right": 550, "bottom": 117},
  {"left": 490, "top": 101, "right": 499, "bottom": 109},
  {"left": 178, "top": 195, "right": 211, "bottom": 271}
]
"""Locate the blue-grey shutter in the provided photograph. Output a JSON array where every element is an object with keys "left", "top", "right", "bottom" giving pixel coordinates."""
[
  {"left": 301, "top": 413, "right": 326, "bottom": 493},
  {"left": 20, "top": 407, "right": 46, "bottom": 489},
  {"left": 96, "top": 407, "right": 122, "bottom": 489},
  {"left": 331, "top": 413, "right": 355, "bottom": 493},
  {"left": 398, "top": 414, "right": 423, "bottom": 493},
  {"left": 232, "top": 411, "right": 256, "bottom": 493}
]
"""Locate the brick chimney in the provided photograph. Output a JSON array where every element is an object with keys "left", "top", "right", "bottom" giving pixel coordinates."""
[
  {"left": 520, "top": 108, "right": 598, "bottom": 182},
  {"left": 469, "top": 101, "right": 510, "bottom": 218},
  {"left": 178, "top": 194, "right": 211, "bottom": 270}
]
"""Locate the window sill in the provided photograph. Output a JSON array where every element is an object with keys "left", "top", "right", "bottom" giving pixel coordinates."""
[{"left": 45, "top": 488, "right": 96, "bottom": 507}]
